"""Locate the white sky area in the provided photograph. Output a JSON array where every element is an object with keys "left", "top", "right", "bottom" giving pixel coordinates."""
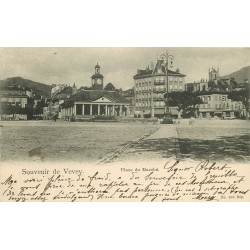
[{"left": 1, "top": 48, "right": 249, "bottom": 90}]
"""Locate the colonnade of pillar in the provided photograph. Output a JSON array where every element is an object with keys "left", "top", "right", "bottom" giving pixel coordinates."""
[{"left": 65, "top": 103, "right": 130, "bottom": 117}]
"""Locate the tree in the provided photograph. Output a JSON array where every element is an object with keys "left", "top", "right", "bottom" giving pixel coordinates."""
[
  {"left": 0, "top": 102, "right": 25, "bottom": 119},
  {"left": 25, "top": 97, "right": 35, "bottom": 119},
  {"left": 227, "top": 85, "right": 250, "bottom": 117},
  {"left": 165, "top": 91, "right": 204, "bottom": 118},
  {"left": 34, "top": 99, "right": 45, "bottom": 116},
  {"left": 104, "top": 82, "right": 116, "bottom": 91},
  {"left": 79, "top": 86, "right": 92, "bottom": 90},
  {"left": 0, "top": 102, "right": 13, "bottom": 116}
]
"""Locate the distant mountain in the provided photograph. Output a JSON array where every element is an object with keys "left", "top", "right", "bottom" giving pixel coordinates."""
[
  {"left": 222, "top": 66, "right": 250, "bottom": 83},
  {"left": 0, "top": 77, "right": 51, "bottom": 97}
]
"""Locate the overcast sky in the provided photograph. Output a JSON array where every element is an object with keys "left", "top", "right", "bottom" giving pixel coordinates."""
[{"left": 0, "top": 47, "right": 249, "bottom": 90}]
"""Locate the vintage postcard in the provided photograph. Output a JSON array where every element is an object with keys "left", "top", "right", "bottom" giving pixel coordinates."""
[{"left": 0, "top": 47, "right": 249, "bottom": 202}]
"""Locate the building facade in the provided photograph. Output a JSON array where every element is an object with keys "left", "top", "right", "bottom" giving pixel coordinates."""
[
  {"left": 0, "top": 85, "right": 32, "bottom": 120},
  {"left": 197, "top": 92, "right": 244, "bottom": 118},
  {"left": 187, "top": 67, "right": 246, "bottom": 119},
  {"left": 61, "top": 64, "right": 130, "bottom": 120},
  {"left": 62, "top": 90, "right": 131, "bottom": 120},
  {"left": 43, "top": 83, "right": 77, "bottom": 119},
  {"left": 133, "top": 59, "right": 186, "bottom": 118}
]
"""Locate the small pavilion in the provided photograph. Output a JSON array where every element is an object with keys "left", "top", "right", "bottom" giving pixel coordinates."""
[{"left": 62, "top": 90, "right": 130, "bottom": 119}]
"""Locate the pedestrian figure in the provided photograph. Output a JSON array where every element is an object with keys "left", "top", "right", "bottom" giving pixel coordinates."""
[{"left": 54, "top": 113, "right": 58, "bottom": 122}]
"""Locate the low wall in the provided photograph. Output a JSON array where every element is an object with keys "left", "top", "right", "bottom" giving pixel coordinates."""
[
  {"left": 119, "top": 117, "right": 159, "bottom": 124},
  {"left": 174, "top": 118, "right": 249, "bottom": 127}
]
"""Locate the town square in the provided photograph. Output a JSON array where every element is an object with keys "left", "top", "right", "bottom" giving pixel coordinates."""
[{"left": 0, "top": 48, "right": 249, "bottom": 163}]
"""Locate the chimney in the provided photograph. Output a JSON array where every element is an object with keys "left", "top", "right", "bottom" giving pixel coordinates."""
[
  {"left": 150, "top": 62, "right": 154, "bottom": 70},
  {"left": 205, "top": 81, "right": 208, "bottom": 90}
]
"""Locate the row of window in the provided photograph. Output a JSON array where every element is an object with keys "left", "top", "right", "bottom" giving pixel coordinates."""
[
  {"left": 135, "top": 82, "right": 152, "bottom": 88},
  {"left": 135, "top": 94, "right": 150, "bottom": 99},
  {"left": 2, "top": 102, "right": 27, "bottom": 108},
  {"left": 135, "top": 93, "right": 164, "bottom": 99},
  {"left": 0, "top": 90, "right": 26, "bottom": 95},
  {"left": 154, "top": 86, "right": 166, "bottom": 91},
  {"left": 135, "top": 85, "right": 152, "bottom": 91},
  {"left": 135, "top": 77, "right": 183, "bottom": 84},
  {"left": 199, "top": 103, "right": 240, "bottom": 109},
  {"left": 169, "top": 85, "right": 183, "bottom": 90},
  {"left": 154, "top": 93, "right": 164, "bottom": 99},
  {"left": 1, "top": 97, "right": 27, "bottom": 103},
  {"left": 200, "top": 95, "right": 245, "bottom": 104},
  {"left": 200, "top": 95, "right": 227, "bottom": 102},
  {"left": 135, "top": 101, "right": 165, "bottom": 108},
  {"left": 135, "top": 78, "right": 152, "bottom": 84},
  {"left": 135, "top": 84, "right": 183, "bottom": 92}
]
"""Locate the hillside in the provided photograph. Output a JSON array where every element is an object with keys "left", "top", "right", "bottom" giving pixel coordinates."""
[
  {"left": 0, "top": 77, "right": 51, "bottom": 97},
  {"left": 223, "top": 66, "right": 250, "bottom": 83}
]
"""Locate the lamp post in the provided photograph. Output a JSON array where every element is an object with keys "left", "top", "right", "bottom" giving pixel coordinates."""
[{"left": 160, "top": 50, "right": 174, "bottom": 124}]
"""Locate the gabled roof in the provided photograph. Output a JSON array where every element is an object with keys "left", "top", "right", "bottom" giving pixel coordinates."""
[
  {"left": 52, "top": 86, "right": 73, "bottom": 101},
  {"left": 0, "top": 85, "right": 24, "bottom": 91},
  {"left": 152, "top": 59, "right": 186, "bottom": 76},
  {"left": 133, "top": 69, "right": 153, "bottom": 78},
  {"left": 0, "top": 85, "right": 28, "bottom": 97},
  {"left": 152, "top": 59, "right": 165, "bottom": 75},
  {"left": 134, "top": 60, "right": 186, "bottom": 79},
  {"left": 62, "top": 90, "right": 129, "bottom": 108}
]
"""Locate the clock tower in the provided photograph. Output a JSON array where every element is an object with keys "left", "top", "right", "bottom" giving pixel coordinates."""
[{"left": 91, "top": 63, "right": 104, "bottom": 90}]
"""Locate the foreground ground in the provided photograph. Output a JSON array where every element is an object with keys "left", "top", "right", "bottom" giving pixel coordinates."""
[
  {"left": 0, "top": 121, "right": 158, "bottom": 162},
  {"left": 0, "top": 119, "right": 249, "bottom": 163}
]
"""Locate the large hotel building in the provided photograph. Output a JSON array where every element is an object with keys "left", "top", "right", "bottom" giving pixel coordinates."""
[{"left": 133, "top": 59, "right": 186, "bottom": 118}]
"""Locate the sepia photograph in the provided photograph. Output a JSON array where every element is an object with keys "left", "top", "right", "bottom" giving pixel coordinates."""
[
  {"left": 1, "top": 1, "right": 249, "bottom": 250},
  {"left": 0, "top": 47, "right": 249, "bottom": 202},
  {"left": 0, "top": 47, "right": 249, "bottom": 163}
]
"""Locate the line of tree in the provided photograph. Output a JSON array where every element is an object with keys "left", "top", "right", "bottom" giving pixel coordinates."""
[
  {"left": 164, "top": 91, "right": 204, "bottom": 118},
  {"left": 0, "top": 98, "right": 45, "bottom": 119},
  {"left": 227, "top": 84, "right": 250, "bottom": 117},
  {"left": 104, "top": 82, "right": 116, "bottom": 91},
  {"left": 79, "top": 82, "right": 118, "bottom": 91},
  {"left": 166, "top": 85, "right": 249, "bottom": 118}
]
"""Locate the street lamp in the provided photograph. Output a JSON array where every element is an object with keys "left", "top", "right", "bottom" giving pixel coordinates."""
[{"left": 160, "top": 50, "right": 174, "bottom": 124}]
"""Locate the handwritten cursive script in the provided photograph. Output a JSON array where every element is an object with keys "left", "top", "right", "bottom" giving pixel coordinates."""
[{"left": 1, "top": 160, "right": 249, "bottom": 202}]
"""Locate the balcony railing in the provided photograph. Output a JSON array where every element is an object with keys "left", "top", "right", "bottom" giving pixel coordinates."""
[
  {"left": 153, "top": 97, "right": 165, "bottom": 101},
  {"left": 153, "top": 88, "right": 166, "bottom": 93},
  {"left": 154, "top": 80, "right": 165, "bottom": 85}
]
